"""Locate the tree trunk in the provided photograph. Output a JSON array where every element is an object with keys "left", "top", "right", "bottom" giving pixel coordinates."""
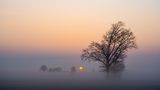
[{"left": 105, "top": 64, "right": 110, "bottom": 72}]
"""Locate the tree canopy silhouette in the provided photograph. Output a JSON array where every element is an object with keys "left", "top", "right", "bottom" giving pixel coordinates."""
[
  {"left": 40, "top": 65, "right": 48, "bottom": 72},
  {"left": 81, "top": 21, "right": 137, "bottom": 72}
]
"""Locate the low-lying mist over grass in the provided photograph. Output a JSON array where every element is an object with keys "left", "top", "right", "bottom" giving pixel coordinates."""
[{"left": 0, "top": 52, "right": 160, "bottom": 90}]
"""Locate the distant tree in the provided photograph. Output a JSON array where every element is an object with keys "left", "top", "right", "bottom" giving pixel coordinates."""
[
  {"left": 48, "top": 68, "right": 53, "bottom": 72},
  {"left": 81, "top": 21, "right": 137, "bottom": 72},
  {"left": 40, "top": 65, "right": 48, "bottom": 72},
  {"left": 52, "top": 67, "right": 63, "bottom": 72},
  {"left": 70, "top": 66, "right": 76, "bottom": 72},
  {"left": 48, "top": 67, "right": 63, "bottom": 72}
]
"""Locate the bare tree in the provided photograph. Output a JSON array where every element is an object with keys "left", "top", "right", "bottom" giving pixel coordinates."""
[{"left": 81, "top": 21, "right": 137, "bottom": 72}]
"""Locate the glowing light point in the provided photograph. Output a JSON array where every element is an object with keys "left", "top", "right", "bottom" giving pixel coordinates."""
[{"left": 79, "top": 66, "right": 84, "bottom": 71}]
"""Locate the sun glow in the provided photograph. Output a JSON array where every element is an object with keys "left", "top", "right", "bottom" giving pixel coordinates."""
[{"left": 79, "top": 66, "right": 84, "bottom": 71}]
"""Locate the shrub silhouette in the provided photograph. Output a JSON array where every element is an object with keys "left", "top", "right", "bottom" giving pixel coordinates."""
[{"left": 40, "top": 65, "right": 48, "bottom": 72}]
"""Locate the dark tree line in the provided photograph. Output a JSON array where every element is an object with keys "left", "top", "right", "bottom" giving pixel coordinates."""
[{"left": 40, "top": 65, "right": 77, "bottom": 72}]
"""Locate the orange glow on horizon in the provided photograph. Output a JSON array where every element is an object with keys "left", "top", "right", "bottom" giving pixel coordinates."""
[{"left": 1, "top": 0, "right": 160, "bottom": 53}]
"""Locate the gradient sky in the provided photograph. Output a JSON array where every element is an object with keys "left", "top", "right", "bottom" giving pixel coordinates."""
[{"left": 0, "top": 0, "right": 160, "bottom": 54}]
